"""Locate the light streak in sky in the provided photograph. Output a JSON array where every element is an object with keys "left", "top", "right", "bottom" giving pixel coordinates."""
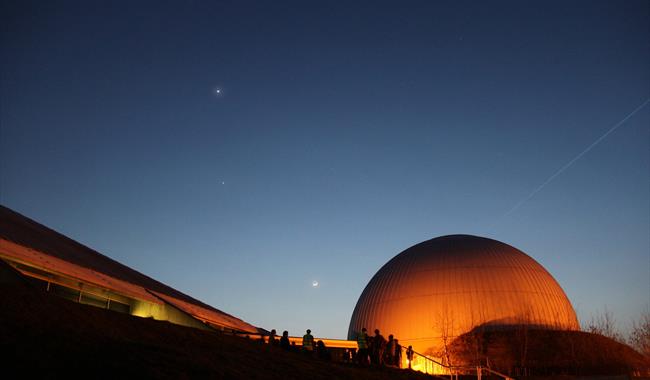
[{"left": 500, "top": 97, "right": 650, "bottom": 221}]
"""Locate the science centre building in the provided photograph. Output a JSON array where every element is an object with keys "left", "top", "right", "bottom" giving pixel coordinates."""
[{"left": 348, "top": 234, "right": 579, "bottom": 370}]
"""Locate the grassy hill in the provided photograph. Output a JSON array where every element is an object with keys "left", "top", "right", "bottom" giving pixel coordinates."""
[{"left": 0, "top": 280, "right": 433, "bottom": 379}]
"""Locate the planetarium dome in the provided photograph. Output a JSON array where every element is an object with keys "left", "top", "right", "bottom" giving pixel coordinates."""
[{"left": 348, "top": 234, "right": 579, "bottom": 358}]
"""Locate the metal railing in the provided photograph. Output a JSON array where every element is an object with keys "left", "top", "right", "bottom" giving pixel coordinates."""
[{"left": 405, "top": 347, "right": 514, "bottom": 380}]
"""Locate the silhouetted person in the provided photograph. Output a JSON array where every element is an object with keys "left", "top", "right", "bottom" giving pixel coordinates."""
[
  {"left": 280, "top": 330, "right": 290, "bottom": 350},
  {"left": 356, "top": 327, "right": 369, "bottom": 366},
  {"left": 302, "top": 329, "right": 314, "bottom": 354},
  {"left": 268, "top": 329, "right": 278, "bottom": 346},
  {"left": 395, "top": 339, "right": 402, "bottom": 368},
  {"left": 372, "top": 329, "right": 386, "bottom": 365},
  {"left": 406, "top": 345, "right": 414, "bottom": 369},
  {"left": 385, "top": 334, "right": 395, "bottom": 365},
  {"left": 343, "top": 348, "right": 353, "bottom": 363},
  {"left": 316, "top": 340, "right": 331, "bottom": 361}
]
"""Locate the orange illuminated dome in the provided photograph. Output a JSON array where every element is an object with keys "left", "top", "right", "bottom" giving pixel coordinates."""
[{"left": 348, "top": 235, "right": 579, "bottom": 362}]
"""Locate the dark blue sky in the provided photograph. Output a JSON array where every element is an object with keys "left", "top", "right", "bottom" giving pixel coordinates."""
[{"left": 2, "top": 0, "right": 648, "bottom": 339}]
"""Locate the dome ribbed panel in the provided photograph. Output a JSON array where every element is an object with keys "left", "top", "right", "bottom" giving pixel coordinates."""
[{"left": 348, "top": 235, "right": 579, "bottom": 354}]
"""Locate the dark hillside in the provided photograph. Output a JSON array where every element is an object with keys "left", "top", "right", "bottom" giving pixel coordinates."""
[
  {"left": 448, "top": 327, "right": 648, "bottom": 377},
  {"left": 0, "top": 280, "right": 433, "bottom": 379}
]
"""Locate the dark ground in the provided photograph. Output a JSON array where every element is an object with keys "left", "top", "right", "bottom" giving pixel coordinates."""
[
  {"left": 0, "top": 280, "right": 435, "bottom": 379},
  {"left": 2, "top": 279, "right": 648, "bottom": 380}
]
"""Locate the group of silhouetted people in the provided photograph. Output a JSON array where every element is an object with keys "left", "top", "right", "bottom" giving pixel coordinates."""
[
  {"left": 301, "top": 329, "right": 332, "bottom": 360},
  {"left": 266, "top": 329, "right": 293, "bottom": 350},
  {"left": 261, "top": 327, "right": 415, "bottom": 370},
  {"left": 355, "top": 327, "right": 406, "bottom": 367},
  {"left": 263, "top": 328, "right": 332, "bottom": 361}
]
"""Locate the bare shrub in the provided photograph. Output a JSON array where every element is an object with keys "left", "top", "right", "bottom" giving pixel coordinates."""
[
  {"left": 435, "top": 304, "right": 455, "bottom": 368},
  {"left": 587, "top": 308, "right": 624, "bottom": 343},
  {"left": 630, "top": 312, "right": 650, "bottom": 358}
]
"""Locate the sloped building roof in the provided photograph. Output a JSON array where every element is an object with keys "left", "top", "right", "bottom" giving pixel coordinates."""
[{"left": 0, "top": 205, "right": 258, "bottom": 333}]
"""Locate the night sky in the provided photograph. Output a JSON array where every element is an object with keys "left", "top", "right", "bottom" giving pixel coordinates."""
[{"left": 2, "top": 0, "right": 648, "bottom": 339}]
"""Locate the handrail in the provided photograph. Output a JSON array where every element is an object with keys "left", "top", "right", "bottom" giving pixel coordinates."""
[
  {"left": 481, "top": 366, "right": 513, "bottom": 380},
  {"left": 405, "top": 346, "right": 514, "bottom": 380}
]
